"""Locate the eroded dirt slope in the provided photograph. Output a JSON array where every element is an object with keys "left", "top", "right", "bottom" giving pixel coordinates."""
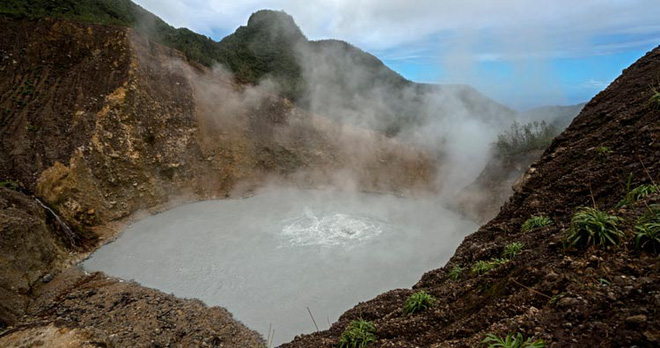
[
  {"left": 0, "top": 17, "right": 434, "bottom": 346},
  {"left": 455, "top": 150, "right": 544, "bottom": 224},
  {"left": 283, "top": 47, "right": 660, "bottom": 347}
]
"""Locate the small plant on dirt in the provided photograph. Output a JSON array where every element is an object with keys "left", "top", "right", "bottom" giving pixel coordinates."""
[
  {"left": 502, "top": 242, "right": 524, "bottom": 259},
  {"left": 617, "top": 173, "right": 659, "bottom": 208},
  {"left": 566, "top": 207, "right": 623, "bottom": 248},
  {"left": 0, "top": 181, "right": 20, "bottom": 191},
  {"left": 338, "top": 319, "right": 376, "bottom": 348},
  {"left": 482, "top": 332, "right": 546, "bottom": 348},
  {"left": 448, "top": 265, "right": 463, "bottom": 281},
  {"left": 635, "top": 221, "right": 660, "bottom": 253},
  {"left": 618, "top": 184, "right": 660, "bottom": 208},
  {"left": 650, "top": 86, "right": 660, "bottom": 110},
  {"left": 596, "top": 146, "right": 613, "bottom": 155},
  {"left": 521, "top": 215, "right": 553, "bottom": 232},
  {"left": 403, "top": 290, "right": 436, "bottom": 315},
  {"left": 472, "top": 258, "right": 508, "bottom": 275}
]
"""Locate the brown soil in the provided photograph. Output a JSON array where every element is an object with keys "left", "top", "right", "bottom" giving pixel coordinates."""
[
  {"left": 455, "top": 150, "right": 544, "bottom": 224},
  {"left": 283, "top": 47, "right": 660, "bottom": 347},
  {"left": 0, "top": 16, "right": 435, "bottom": 347}
]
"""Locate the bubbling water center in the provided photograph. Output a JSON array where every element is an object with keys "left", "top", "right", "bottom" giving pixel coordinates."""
[{"left": 83, "top": 188, "right": 476, "bottom": 345}]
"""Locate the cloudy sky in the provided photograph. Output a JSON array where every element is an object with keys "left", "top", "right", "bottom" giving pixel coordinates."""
[{"left": 134, "top": 0, "right": 659, "bottom": 109}]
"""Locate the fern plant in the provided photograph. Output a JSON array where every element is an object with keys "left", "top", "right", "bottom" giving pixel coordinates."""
[
  {"left": 482, "top": 333, "right": 546, "bottom": 348},
  {"left": 566, "top": 207, "right": 623, "bottom": 247},
  {"left": 339, "top": 319, "right": 376, "bottom": 348},
  {"left": 521, "top": 215, "right": 553, "bottom": 232}
]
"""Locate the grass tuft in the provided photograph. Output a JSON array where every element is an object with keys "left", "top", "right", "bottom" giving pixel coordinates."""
[
  {"left": 482, "top": 332, "right": 546, "bottom": 348},
  {"left": 521, "top": 215, "right": 553, "bottom": 233},
  {"left": 617, "top": 184, "right": 659, "bottom": 208},
  {"left": 448, "top": 265, "right": 463, "bottom": 281},
  {"left": 596, "top": 146, "right": 613, "bottom": 155},
  {"left": 650, "top": 86, "right": 660, "bottom": 110},
  {"left": 502, "top": 242, "right": 524, "bottom": 259},
  {"left": 403, "top": 290, "right": 436, "bottom": 315},
  {"left": 565, "top": 207, "right": 622, "bottom": 248},
  {"left": 339, "top": 319, "right": 376, "bottom": 348},
  {"left": 472, "top": 258, "right": 508, "bottom": 275}
]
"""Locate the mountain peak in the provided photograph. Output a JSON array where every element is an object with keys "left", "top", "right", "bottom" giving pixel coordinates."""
[{"left": 246, "top": 9, "right": 305, "bottom": 40}]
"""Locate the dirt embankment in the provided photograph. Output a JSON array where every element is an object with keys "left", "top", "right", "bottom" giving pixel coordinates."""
[
  {"left": 455, "top": 150, "right": 544, "bottom": 224},
  {"left": 283, "top": 47, "right": 660, "bottom": 347},
  {"left": 0, "top": 17, "right": 435, "bottom": 346}
]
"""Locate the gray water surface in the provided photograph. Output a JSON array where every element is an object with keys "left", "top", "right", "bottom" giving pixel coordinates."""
[{"left": 83, "top": 188, "right": 477, "bottom": 345}]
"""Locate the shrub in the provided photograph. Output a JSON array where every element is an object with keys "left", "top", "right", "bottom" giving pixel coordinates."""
[
  {"left": 566, "top": 207, "right": 623, "bottom": 247},
  {"left": 472, "top": 258, "right": 508, "bottom": 275},
  {"left": 339, "top": 319, "right": 376, "bottom": 348},
  {"left": 502, "top": 242, "right": 524, "bottom": 259},
  {"left": 482, "top": 333, "right": 546, "bottom": 348},
  {"left": 448, "top": 265, "right": 463, "bottom": 281},
  {"left": 521, "top": 215, "right": 553, "bottom": 232},
  {"left": 494, "top": 121, "right": 558, "bottom": 157},
  {"left": 403, "top": 291, "right": 436, "bottom": 315}
]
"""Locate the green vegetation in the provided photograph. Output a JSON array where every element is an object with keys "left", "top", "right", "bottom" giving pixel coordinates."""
[
  {"left": 521, "top": 215, "right": 553, "bottom": 232},
  {"left": 617, "top": 181, "right": 659, "bottom": 208},
  {"left": 650, "top": 86, "right": 660, "bottom": 109},
  {"left": 494, "top": 121, "right": 558, "bottom": 157},
  {"left": 596, "top": 146, "right": 613, "bottom": 155},
  {"left": 403, "top": 290, "right": 436, "bottom": 315},
  {"left": 636, "top": 222, "right": 660, "bottom": 253},
  {"left": 0, "top": 0, "right": 309, "bottom": 96},
  {"left": 338, "top": 319, "right": 376, "bottom": 348},
  {"left": 635, "top": 205, "right": 660, "bottom": 253},
  {"left": 0, "top": 181, "right": 20, "bottom": 190},
  {"left": 482, "top": 333, "right": 546, "bottom": 348},
  {"left": 502, "top": 242, "right": 524, "bottom": 259},
  {"left": 472, "top": 258, "right": 508, "bottom": 275},
  {"left": 566, "top": 207, "right": 623, "bottom": 248},
  {"left": 1, "top": 0, "right": 225, "bottom": 67},
  {"left": 448, "top": 265, "right": 463, "bottom": 281}
]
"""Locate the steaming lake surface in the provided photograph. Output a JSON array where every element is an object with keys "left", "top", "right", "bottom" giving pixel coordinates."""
[{"left": 83, "top": 188, "right": 477, "bottom": 345}]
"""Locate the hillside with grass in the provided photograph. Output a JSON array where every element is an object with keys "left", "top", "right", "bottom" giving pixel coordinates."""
[{"left": 284, "top": 46, "right": 660, "bottom": 347}]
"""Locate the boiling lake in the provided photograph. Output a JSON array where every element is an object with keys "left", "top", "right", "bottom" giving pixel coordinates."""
[{"left": 83, "top": 188, "right": 477, "bottom": 345}]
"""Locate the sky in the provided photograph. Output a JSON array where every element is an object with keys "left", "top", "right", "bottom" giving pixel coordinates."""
[{"left": 133, "top": 0, "right": 660, "bottom": 109}]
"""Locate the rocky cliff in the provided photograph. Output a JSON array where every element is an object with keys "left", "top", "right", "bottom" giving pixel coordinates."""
[{"left": 0, "top": 16, "right": 433, "bottom": 346}]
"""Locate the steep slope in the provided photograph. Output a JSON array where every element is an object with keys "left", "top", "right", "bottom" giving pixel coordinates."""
[
  {"left": 0, "top": 16, "right": 434, "bottom": 345},
  {"left": 283, "top": 47, "right": 660, "bottom": 347},
  {"left": 456, "top": 103, "right": 584, "bottom": 223}
]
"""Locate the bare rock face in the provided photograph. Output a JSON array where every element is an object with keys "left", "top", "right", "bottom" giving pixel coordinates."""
[{"left": 0, "top": 187, "right": 68, "bottom": 327}]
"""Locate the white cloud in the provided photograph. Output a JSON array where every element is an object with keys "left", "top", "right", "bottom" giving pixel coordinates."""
[{"left": 135, "top": 0, "right": 659, "bottom": 55}]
